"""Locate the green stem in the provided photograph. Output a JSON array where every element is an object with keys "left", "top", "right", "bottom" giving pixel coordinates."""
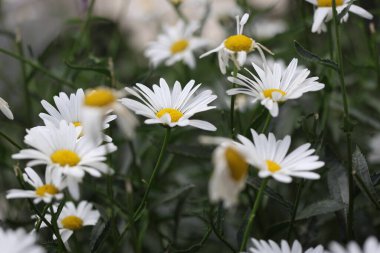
[
  {"left": 286, "top": 180, "right": 304, "bottom": 240},
  {"left": 332, "top": 0, "right": 354, "bottom": 240},
  {"left": 239, "top": 178, "right": 269, "bottom": 251},
  {"left": 49, "top": 205, "right": 67, "bottom": 252},
  {"left": 0, "top": 130, "right": 21, "bottom": 149},
  {"left": 261, "top": 112, "right": 272, "bottom": 134},
  {"left": 230, "top": 66, "right": 238, "bottom": 138}
]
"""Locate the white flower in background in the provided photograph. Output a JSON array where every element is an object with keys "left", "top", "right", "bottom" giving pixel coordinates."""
[
  {"left": 82, "top": 87, "right": 138, "bottom": 143},
  {"left": 0, "top": 227, "right": 45, "bottom": 253},
  {"left": 0, "top": 97, "right": 14, "bottom": 120},
  {"left": 227, "top": 58, "right": 325, "bottom": 117},
  {"left": 247, "top": 238, "right": 326, "bottom": 253},
  {"left": 369, "top": 134, "right": 380, "bottom": 163},
  {"left": 200, "top": 13, "right": 272, "bottom": 74},
  {"left": 7, "top": 167, "right": 65, "bottom": 204},
  {"left": 200, "top": 136, "right": 249, "bottom": 208},
  {"left": 305, "top": 0, "right": 373, "bottom": 33},
  {"left": 145, "top": 20, "right": 207, "bottom": 69},
  {"left": 329, "top": 236, "right": 380, "bottom": 253},
  {"left": 43, "top": 201, "right": 100, "bottom": 243},
  {"left": 12, "top": 121, "right": 116, "bottom": 199},
  {"left": 122, "top": 78, "right": 217, "bottom": 131},
  {"left": 252, "top": 18, "right": 287, "bottom": 40},
  {"left": 238, "top": 129, "right": 324, "bottom": 183}
]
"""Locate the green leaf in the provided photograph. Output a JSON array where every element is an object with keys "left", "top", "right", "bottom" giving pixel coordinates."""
[
  {"left": 294, "top": 41, "right": 339, "bottom": 71},
  {"left": 167, "top": 144, "right": 213, "bottom": 159},
  {"left": 337, "top": 0, "right": 357, "bottom": 20},
  {"left": 153, "top": 184, "right": 195, "bottom": 206},
  {"left": 297, "top": 200, "right": 345, "bottom": 220},
  {"left": 90, "top": 220, "right": 111, "bottom": 253},
  {"left": 64, "top": 60, "right": 111, "bottom": 77}
]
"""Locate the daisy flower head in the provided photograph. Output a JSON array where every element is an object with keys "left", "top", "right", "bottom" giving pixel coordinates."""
[
  {"left": 121, "top": 78, "right": 217, "bottom": 131},
  {"left": 200, "top": 13, "right": 272, "bottom": 74},
  {"left": 0, "top": 227, "right": 45, "bottom": 253},
  {"left": 145, "top": 20, "right": 207, "bottom": 69},
  {"left": 306, "top": 0, "right": 373, "bottom": 33},
  {"left": 247, "top": 238, "right": 326, "bottom": 253},
  {"left": 7, "top": 167, "right": 65, "bottom": 204},
  {"left": 12, "top": 121, "right": 116, "bottom": 199},
  {"left": 0, "top": 96, "right": 13, "bottom": 120},
  {"left": 329, "top": 236, "right": 380, "bottom": 253},
  {"left": 227, "top": 58, "right": 325, "bottom": 117},
  {"left": 82, "top": 87, "right": 138, "bottom": 143},
  {"left": 237, "top": 129, "right": 324, "bottom": 183}
]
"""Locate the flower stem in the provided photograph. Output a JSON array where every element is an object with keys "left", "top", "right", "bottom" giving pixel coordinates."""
[
  {"left": 286, "top": 180, "right": 304, "bottom": 240},
  {"left": 0, "top": 130, "right": 21, "bottom": 150},
  {"left": 230, "top": 66, "right": 239, "bottom": 138},
  {"left": 261, "top": 112, "right": 272, "bottom": 134},
  {"left": 332, "top": 0, "right": 354, "bottom": 240},
  {"left": 239, "top": 178, "right": 269, "bottom": 251}
]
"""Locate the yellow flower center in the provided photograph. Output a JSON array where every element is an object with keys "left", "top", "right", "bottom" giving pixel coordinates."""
[
  {"left": 35, "top": 184, "right": 59, "bottom": 197},
  {"left": 51, "top": 149, "right": 80, "bottom": 167},
  {"left": 263, "top": 89, "right": 286, "bottom": 99},
  {"left": 317, "top": 0, "right": 344, "bottom": 7},
  {"left": 72, "top": 121, "right": 81, "bottom": 127},
  {"left": 84, "top": 88, "right": 116, "bottom": 107},
  {"left": 224, "top": 35, "right": 253, "bottom": 52},
  {"left": 225, "top": 147, "right": 248, "bottom": 181},
  {"left": 170, "top": 39, "right": 189, "bottom": 54},
  {"left": 266, "top": 160, "right": 281, "bottom": 173},
  {"left": 156, "top": 108, "right": 183, "bottom": 123},
  {"left": 61, "top": 215, "right": 83, "bottom": 230}
]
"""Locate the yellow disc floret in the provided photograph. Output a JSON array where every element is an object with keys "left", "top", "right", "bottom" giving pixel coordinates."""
[
  {"left": 35, "top": 184, "right": 59, "bottom": 197},
  {"left": 51, "top": 149, "right": 80, "bottom": 167},
  {"left": 225, "top": 147, "right": 248, "bottom": 181},
  {"left": 61, "top": 215, "right": 83, "bottom": 230},
  {"left": 170, "top": 39, "right": 189, "bottom": 54},
  {"left": 266, "top": 160, "right": 281, "bottom": 173},
  {"left": 263, "top": 89, "right": 286, "bottom": 99},
  {"left": 317, "top": 0, "right": 344, "bottom": 7},
  {"left": 156, "top": 108, "right": 184, "bottom": 123},
  {"left": 84, "top": 88, "right": 116, "bottom": 107},
  {"left": 224, "top": 35, "right": 253, "bottom": 52},
  {"left": 72, "top": 121, "right": 81, "bottom": 127}
]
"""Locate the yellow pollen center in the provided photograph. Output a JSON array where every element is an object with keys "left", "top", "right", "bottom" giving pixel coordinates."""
[
  {"left": 72, "top": 121, "right": 81, "bottom": 127},
  {"left": 225, "top": 147, "right": 248, "bottom": 181},
  {"left": 266, "top": 160, "right": 281, "bottom": 173},
  {"left": 156, "top": 108, "right": 183, "bottom": 123},
  {"left": 35, "top": 184, "right": 59, "bottom": 197},
  {"left": 263, "top": 89, "right": 286, "bottom": 99},
  {"left": 317, "top": 0, "right": 343, "bottom": 7},
  {"left": 170, "top": 39, "right": 189, "bottom": 54},
  {"left": 84, "top": 89, "right": 116, "bottom": 107},
  {"left": 224, "top": 35, "right": 253, "bottom": 52},
  {"left": 61, "top": 215, "right": 83, "bottom": 230},
  {"left": 51, "top": 149, "right": 80, "bottom": 167}
]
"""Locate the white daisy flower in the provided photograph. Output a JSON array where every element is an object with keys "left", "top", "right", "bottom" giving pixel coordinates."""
[
  {"left": 12, "top": 121, "right": 116, "bottom": 199},
  {"left": 0, "top": 96, "right": 14, "bottom": 120},
  {"left": 237, "top": 129, "right": 324, "bottom": 183},
  {"left": 145, "top": 20, "right": 207, "bottom": 69},
  {"left": 200, "top": 13, "right": 272, "bottom": 74},
  {"left": 247, "top": 238, "right": 326, "bottom": 253},
  {"left": 306, "top": 0, "right": 373, "bottom": 33},
  {"left": 82, "top": 87, "right": 138, "bottom": 143},
  {"left": 227, "top": 58, "right": 325, "bottom": 117},
  {"left": 43, "top": 201, "right": 100, "bottom": 243},
  {"left": 6, "top": 167, "right": 65, "bottom": 204},
  {"left": 0, "top": 227, "right": 45, "bottom": 253},
  {"left": 121, "top": 78, "right": 217, "bottom": 131},
  {"left": 329, "top": 236, "right": 380, "bottom": 253}
]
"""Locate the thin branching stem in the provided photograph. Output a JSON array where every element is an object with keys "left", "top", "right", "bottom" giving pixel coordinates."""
[{"left": 230, "top": 66, "right": 238, "bottom": 137}]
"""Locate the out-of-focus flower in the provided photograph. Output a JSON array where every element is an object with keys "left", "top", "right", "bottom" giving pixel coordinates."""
[
  {"left": 252, "top": 19, "right": 288, "bottom": 40},
  {"left": 305, "top": 0, "right": 373, "bottom": 33},
  {"left": 248, "top": 0, "right": 290, "bottom": 15},
  {"left": 237, "top": 129, "right": 324, "bottom": 183},
  {"left": 7, "top": 167, "right": 65, "bottom": 204},
  {"left": 145, "top": 20, "right": 207, "bottom": 69},
  {"left": 0, "top": 227, "right": 45, "bottom": 253},
  {"left": 369, "top": 134, "right": 380, "bottom": 163},
  {"left": 227, "top": 58, "right": 324, "bottom": 117},
  {"left": 0, "top": 97, "right": 14, "bottom": 120},
  {"left": 329, "top": 236, "right": 380, "bottom": 253},
  {"left": 247, "top": 238, "right": 326, "bottom": 253},
  {"left": 122, "top": 78, "right": 217, "bottom": 131},
  {"left": 200, "top": 13, "right": 272, "bottom": 74}
]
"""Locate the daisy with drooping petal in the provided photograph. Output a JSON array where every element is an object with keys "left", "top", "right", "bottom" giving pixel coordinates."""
[
  {"left": 329, "top": 236, "right": 380, "bottom": 253},
  {"left": 306, "top": 0, "right": 373, "bottom": 33},
  {"left": 227, "top": 58, "right": 325, "bottom": 117},
  {"left": 0, "top": 227, "right": 45, "bottom": 253},
  {"left": 7, "top": 167, "right": 65, "bottom": 204},
  {"left": 200, "top": 13, "right": 272, "bottom": 74},
  {"left": 0, "top": 96, "right": 13, "bottom": 120},
  {"left": 12, "top": 121, "right": 116, "bottom": 199},
  {"left": 145, "top": 20, "right": 207, "bottom": 69},
  {"left": 82, "top": 87, "right": 138, "bottom": 143},
  {"left": 237, "top": 129, "right": 324, "bottom": 183},
  {"left": 247, "top": 238, "right": 326, "bottom": 253},
  {"left": 121, "top": 78, "right": 217, "bottom": 131}
]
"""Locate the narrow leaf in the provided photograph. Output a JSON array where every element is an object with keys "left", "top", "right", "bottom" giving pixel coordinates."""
[{"left": 297, "top": 200, "right": 345, "bottom": 220}]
